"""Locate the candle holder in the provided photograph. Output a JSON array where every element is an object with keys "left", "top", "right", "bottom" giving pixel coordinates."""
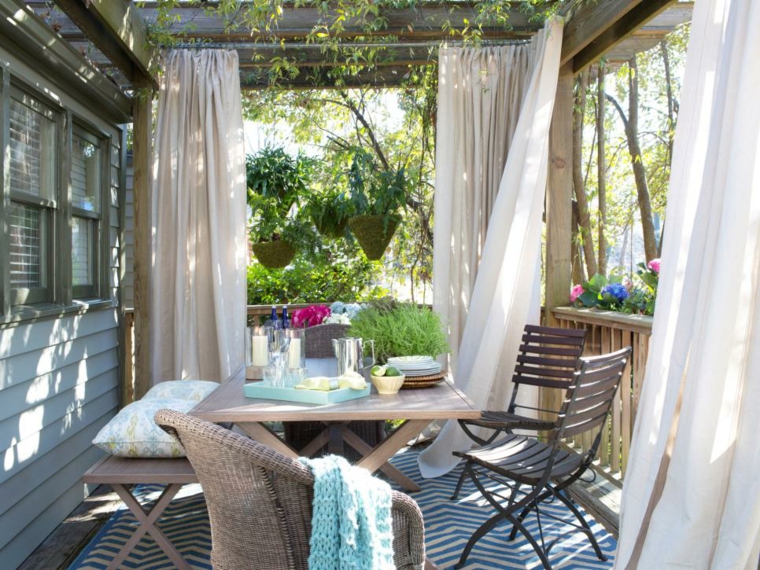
[
  {"left": 246, "top": 326, "right": 270, "bottom": 368},
  {"left": 285, "top": 328, "right": 306, "bottom": 370}
]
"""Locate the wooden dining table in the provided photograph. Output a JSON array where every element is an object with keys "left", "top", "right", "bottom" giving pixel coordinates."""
[{"left": 191, "top": 368, "right": 480, "bottom": 492}]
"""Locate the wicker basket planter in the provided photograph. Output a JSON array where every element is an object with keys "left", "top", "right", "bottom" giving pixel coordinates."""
[
  {"left": 348, "top": 214, "right": 398, "bottom": 260},
  {"left": 251, "top": 241, "right": 296, "bottom": 269}
]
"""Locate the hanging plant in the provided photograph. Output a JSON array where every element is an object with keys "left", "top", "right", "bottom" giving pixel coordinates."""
[
  {"left": 306, "top": 188, "right": 355, "bottom": 239},
  {"left": 247, "top": 147, "right": 318, "bottom": 269},
  {"left": 346, "top": 148, "right": 407, "bottom": 260}
]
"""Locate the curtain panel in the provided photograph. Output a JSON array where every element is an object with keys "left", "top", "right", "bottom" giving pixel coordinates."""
[
  {"left": 615, "top": 0, "right": 760, "bottom": 567},
  {"left": 151, "top": 50, "right": 247, "bottom": 384},
  {"left": 420, "top": 19, "right": 564, "bottom": 478}
]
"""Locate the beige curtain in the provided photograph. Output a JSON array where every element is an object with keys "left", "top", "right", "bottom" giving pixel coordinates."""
[
  {"left": 432, "top": 43, "right": 532, "bottom": 375},
  {"left": 615, "top": 0, "right": 760, "bottom": 567},
  {"left": 419, "top": 19, "right": 564, "bottom": 478},
  {"left": 151, "top": 50, "right": 247, "bottom": 383}
]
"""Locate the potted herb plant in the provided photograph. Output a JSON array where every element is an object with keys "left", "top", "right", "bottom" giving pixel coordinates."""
[
  {"left": 346, "top": 149, "right": 407, "bottom": 260},
  {"left": 347, "top": 301, "right": 449, "bottom": 363}
]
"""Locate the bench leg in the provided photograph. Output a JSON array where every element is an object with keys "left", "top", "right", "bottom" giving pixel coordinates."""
[{"left": 110, "top": 483, "right": 192, "bottom": 570}]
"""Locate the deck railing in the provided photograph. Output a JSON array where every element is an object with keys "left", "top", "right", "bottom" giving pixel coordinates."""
[{"left": 551, "top": 307, "right": 653, "bottom": 481}]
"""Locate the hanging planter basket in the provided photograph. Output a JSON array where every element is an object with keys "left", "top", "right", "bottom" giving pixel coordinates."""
[
  {"left": 348, "top": 215, "right": 398, "bottom": 261},
  {"left": 313, "top": 215, "right": 348, "bottom": 240},
  {"left": 251, "top": 241, "right": 296, "bottom": 269}
]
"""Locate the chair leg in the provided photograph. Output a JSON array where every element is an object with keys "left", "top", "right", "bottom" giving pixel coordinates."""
[
  {"left": 553, "top": 489, "right": 608, "bottom": 561},
  {"left": 507, "top": 513, "right": 554, "bottom": 570},
  {"left": 451, "top": 463, "right": 469, "bottom": 500},
  {"left": 455, "top": 509, "right": 511, "bottom": 569}
]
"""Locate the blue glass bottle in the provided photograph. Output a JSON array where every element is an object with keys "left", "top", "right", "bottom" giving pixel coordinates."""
[{"left": 281, "top": 305, "right": 290, "bottom": 329}]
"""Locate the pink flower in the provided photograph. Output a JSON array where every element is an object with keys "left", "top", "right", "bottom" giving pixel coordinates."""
[
  {"left": 647, "top": 258, "right": 661, "bottom": 274},
  {"left": 570, "top": 284, "right": 585, "bottom": 303},
  {"left": 291, "top": 305, "right": 331, "bottom": 328}
]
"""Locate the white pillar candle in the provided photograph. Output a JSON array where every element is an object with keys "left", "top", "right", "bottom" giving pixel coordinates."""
[
  {"left": 288, "top": 338, "right": 302, "bottom": 369},
  {"left": 251, "top": 335, "right": 269, "bottom": 367}
]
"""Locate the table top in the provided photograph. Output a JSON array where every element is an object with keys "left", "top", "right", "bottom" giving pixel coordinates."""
[{"left": 191, "top": 368, "right": 480, "bottom": 423}]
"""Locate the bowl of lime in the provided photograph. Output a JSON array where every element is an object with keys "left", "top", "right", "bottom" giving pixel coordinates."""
[{"left": 370, "top": 365, "right": 406, "bottom": 395}]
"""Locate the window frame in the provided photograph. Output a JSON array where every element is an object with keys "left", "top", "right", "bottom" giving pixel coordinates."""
[
  {"left": 0, "top": 69, "right": 112, "bottom": 318},
  {"left": 70, "top": 123, "right": 107, "bottom": 300},
  {"left": 6, "top": 83, "right": 61, "bottom": 307}
]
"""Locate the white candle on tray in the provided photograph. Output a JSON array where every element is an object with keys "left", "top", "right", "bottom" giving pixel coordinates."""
[
  {"left": 288, "top": 338, "right": 302, "bottom": 369},
  {"left": 251, "top": 335, "right": 269, "bottom": 367}
]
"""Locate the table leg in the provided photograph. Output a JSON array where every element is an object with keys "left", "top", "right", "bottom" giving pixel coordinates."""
[
  {"left": 237, "top": 422, "right": 299, "bottom": 459},
  {"left": 355, "top": 420, "right": 430, "bottom": 492},
  {"left": 110, "top": 484, "right": 190, "bottom": 570},
  {"left": 342, "top": 429, "right": 419, "bottom": 492}
]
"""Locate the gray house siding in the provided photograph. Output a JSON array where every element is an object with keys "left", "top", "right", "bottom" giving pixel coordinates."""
[{"left": 0, "top": 43, "right": 124, "bottom": 568}]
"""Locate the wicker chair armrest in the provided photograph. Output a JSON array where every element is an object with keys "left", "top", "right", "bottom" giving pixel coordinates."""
[
  {"left": 155, "top": 409, "right": 315, "bottom": 486},
  {"left": 390, "top": 490, "right": 426, "bottom": 568}
]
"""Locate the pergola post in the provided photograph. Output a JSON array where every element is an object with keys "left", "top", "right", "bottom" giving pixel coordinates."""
[
  {"left": 132, "top": 83, "right": 153, "bottom": 399},
  {"left": 543, "top": 62, "right": 574, "bottom": 415}
]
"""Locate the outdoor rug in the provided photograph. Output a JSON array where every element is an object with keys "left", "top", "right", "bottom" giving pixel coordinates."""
[{"left": 69, "top": 448, "right": 616, "bottom": 569}]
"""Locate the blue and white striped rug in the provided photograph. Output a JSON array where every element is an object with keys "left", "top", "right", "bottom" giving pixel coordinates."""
[{"left": 70, "top": 448, "right": 615, "bottom": 569}]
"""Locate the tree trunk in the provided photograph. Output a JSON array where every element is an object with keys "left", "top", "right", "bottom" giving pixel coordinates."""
[
  {"left": 572, "top": 71, "right": 597, "bottom": 279},
  {"left": 571, "top": 201, "right": 585, "bottom": 285},
  {"left": 604, "top": 60, "right": 658, "bottom": 263},
  {"left": 596, "top": 64, "right": 608, "bottom": 275},
  {"left": 660, "top": 40, "right": 676, "bottom": 166}
]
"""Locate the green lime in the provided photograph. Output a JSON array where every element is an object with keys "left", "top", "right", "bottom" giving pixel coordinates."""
[
  {"left": 371, "top": 365, "right": 386, "bottom": 377},
  {"left": 385, "top": 366, "right": 402, "bottom": 377}
]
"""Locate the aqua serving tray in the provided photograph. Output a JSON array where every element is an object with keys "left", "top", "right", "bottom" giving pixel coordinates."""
[{"left": 243, "top": 382, "right": 370, "bottom": 404}]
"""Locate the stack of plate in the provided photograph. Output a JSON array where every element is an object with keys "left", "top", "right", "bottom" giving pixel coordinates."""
[{"left": 386, "top": 356, "right": 442, "bottom": 377}]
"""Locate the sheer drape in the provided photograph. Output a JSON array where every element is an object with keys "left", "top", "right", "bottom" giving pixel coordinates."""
[
  {"left": 419, "top": 19, "right": 564, "bottom": 478},
  {"left": 151, "top": 50, "right": 247, "bottom": 384},
  {"left": 615, "top": 0, "right": 760, "bottom": 567}
]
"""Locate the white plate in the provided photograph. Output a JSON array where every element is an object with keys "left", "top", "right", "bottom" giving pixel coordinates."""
[{"left": 387, "top": 356, "right": 434, "bottom": 365}]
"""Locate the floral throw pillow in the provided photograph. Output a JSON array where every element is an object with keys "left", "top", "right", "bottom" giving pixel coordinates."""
[
  {"left": 143, "top": 380, "right": 219, "bottom": 403},
  {"left": 93, "top": 398, "right": 195, "bottom": 458}
]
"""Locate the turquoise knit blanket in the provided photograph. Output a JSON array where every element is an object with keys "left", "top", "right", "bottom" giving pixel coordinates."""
[{"left": 299, "top": 455, "right": 394, "bottom": 569}]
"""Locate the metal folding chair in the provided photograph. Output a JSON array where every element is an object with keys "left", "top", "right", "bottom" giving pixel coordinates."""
[{"left": 453, "top": 347, "right": 632, "bottom": 569}]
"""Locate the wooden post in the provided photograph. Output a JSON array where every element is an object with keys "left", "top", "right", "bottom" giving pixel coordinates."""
[
  {"left": 132, "top": 81, "right": 153, "bottom": 399},
  {"left": 543, "top": 62, "right": 574, "bottom": 416}
]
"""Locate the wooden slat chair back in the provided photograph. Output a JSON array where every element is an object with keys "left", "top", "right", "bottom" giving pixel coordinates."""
[
  {"left": 453, "top": 347, "right": 632, "bottom": 570},
  {"left": 458, "top": 324, "right": 587, "bottom": 448},
  {"left": 155, "top": 409, "right": 426, "bottom": 570}
]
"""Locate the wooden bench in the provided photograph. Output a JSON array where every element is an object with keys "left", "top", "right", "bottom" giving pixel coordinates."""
[{"left": 83, "top": 455, "right": 197, "bottom": 570}]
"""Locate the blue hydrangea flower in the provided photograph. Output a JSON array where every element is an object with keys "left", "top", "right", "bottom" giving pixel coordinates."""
[
  {"left": 601, "top": 283, "right": 629, "bottom": 304},
  {"left": 344, "top": 303, "right": 363, "bottom": 319},
  {"left": 330, "top": 301, "right": 346, "bottom": 314}
]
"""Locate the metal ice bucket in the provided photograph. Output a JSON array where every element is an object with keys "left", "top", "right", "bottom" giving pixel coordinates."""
[{"left": 332, "top": 337, "right": 375, "bottom": 377}]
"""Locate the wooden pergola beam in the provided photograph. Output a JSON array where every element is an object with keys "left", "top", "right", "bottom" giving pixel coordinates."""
[
  {"left": 36, "top": 1, "right": 544, "bottom": 43},
  {"left": 51, "top": 0, "right": 157, "bottom": 88},
  {"left": 562, "top": 0, "right": 677, "bottom": 72},
  {"left": 571, "top": 0, "right": 677, "bottom": 73}
]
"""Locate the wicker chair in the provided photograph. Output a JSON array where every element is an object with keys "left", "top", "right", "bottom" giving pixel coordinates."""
[
  {"left": 155, "top": 409, "right": 425, "bottom": 570},
  {"left": 285, "top": 323, "right": 385, "bottom": 451},
  {"left": 452, "top": 347, "right": 632, "bottom": 569}
]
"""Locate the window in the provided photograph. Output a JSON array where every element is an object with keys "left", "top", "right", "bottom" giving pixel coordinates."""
[
  {"left": 8, "top": 89, "right": 57, "bottom": 305},
  {"left": 71, "top": 127, "right": 103, "bottom": 298},
  {"left": 1, "top": 79, "right": 111, "bottom": 316}
]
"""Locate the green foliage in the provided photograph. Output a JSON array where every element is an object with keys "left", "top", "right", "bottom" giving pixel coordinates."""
[
  {"left": 247, "top": 240, "right": 388, "bottom": 304},
  {"left": 348, "top": 148, "right": 407, "bottom": 229},
  {"left": 246, "top": 146, "right": 313, "bottom": 214},
  {"left": 573, "top": 266, "right": 658, "bottom": 316},
  {"left": 306, "top": 187, "right": 355, "bottom": 239},
  {"left": 347, "top": 303, "right": 449, "bottom": 363},
  {"left": 246, "top": 147, "right": 319, "bottom": 251}
]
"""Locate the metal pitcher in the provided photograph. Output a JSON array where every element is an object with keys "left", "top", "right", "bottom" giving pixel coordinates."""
[{"left": 332, "top": 337, "right": 375, "bottom": 376}]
